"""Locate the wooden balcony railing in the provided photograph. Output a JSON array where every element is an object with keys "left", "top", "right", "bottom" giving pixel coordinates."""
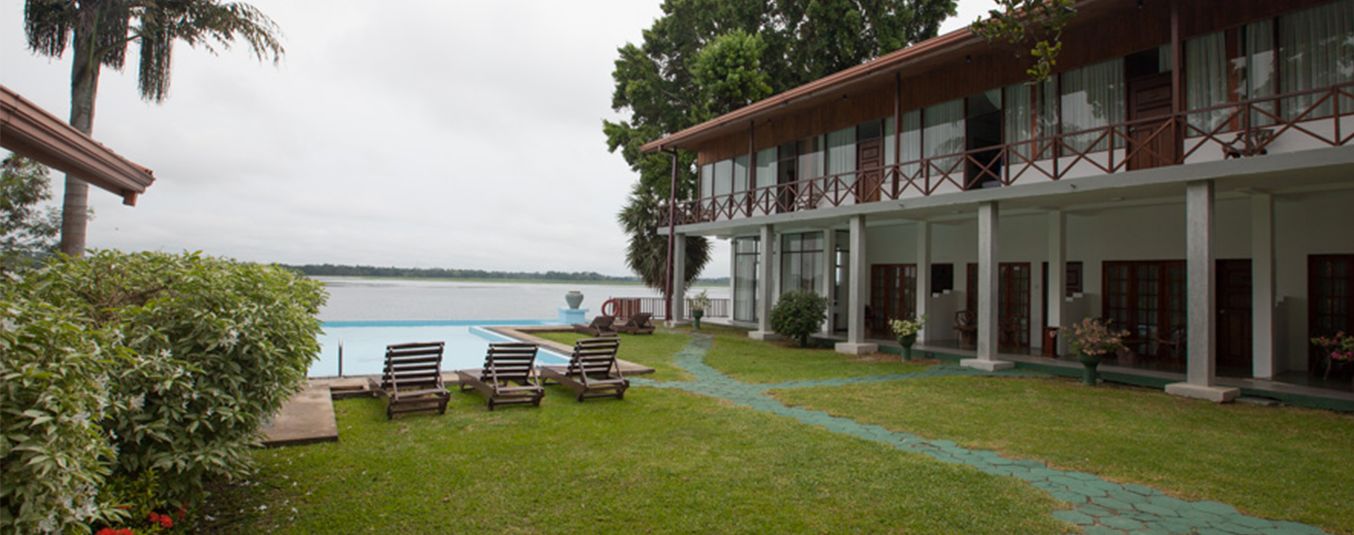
[{"left": 665, "top": 82, "right": 1354, "bottom": 226}]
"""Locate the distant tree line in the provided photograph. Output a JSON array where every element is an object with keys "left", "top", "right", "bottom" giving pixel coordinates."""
[{"left": 282, "top": 263, "right": 729, "bottom": 285}]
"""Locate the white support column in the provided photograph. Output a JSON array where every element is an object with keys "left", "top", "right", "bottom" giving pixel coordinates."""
[
  {"left": 836, "top": 215, "right": 877, "bottom": 355},
  {"left": 669, "top": 233, "right": 687, "bottom": 326},
  {"left": 1167, "top": 180, "right": 1239, "bottom": 402},
  {"left": 750, "top": 225, "right": 779, "bottom": 340},
  {"left": 963, "top": 202, "right": 1014, "bottom": 371},
  {"left": 1251, "top": 193, "right": 1276, "bottom": 379},
  {"left": 820, "top": 228, "right": 837, "bottom": 336},
  {"left": 1048, "top": 210, "right": 1067, "bottom": 356},
  {"left": 916, "top": 221, "right": 931, "bottom": 343}
]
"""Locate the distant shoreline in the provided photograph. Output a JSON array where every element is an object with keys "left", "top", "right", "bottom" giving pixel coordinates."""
[{"left": 311, "top": 274, "right": 727, "bottom": 288}]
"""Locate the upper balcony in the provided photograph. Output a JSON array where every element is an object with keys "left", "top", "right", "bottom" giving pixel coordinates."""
[{"left": 666, "top": 82, "right": 1354, "bottom": 227}]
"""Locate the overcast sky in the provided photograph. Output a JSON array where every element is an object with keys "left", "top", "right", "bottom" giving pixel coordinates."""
[{"left": 1, "top": 1, "right": 993, "bottom": 278}]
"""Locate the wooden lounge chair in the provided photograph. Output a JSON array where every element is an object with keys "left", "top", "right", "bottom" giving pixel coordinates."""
[
  {"left": 455, "top": 342, "right": 545, "bottom": 410},
  {"left": 380, "top": 342, "right": 450, "bottom": 420},
  {"left": 573, "top": 315, "right": 618, "bottom": 336},
  {"left": 616, "top": 312, "right": 655, "bottom": 335},
  {"left": 541, "top": 337, "right": 628, "bottom": 402}
]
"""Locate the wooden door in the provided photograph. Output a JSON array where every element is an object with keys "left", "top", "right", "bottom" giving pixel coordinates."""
[
  {"left": 1309, "top": 255, "right": 1354, "bottom": 374},
  {"left": 1216, "top": 259, "right": 1253, "bottom": 373},
  {"left": 870, "top": 264, "right": 916, "bottom": 338},
  {"left": 855, "top": 137, "right": 883, "bottom": 203},
  {"left": 999, "top": 263, "right": 1031, "bottom": 351},
  {"left": 1127, "top": 72, "right": 1178, "bottom": 171},
  {"left": 966, "top": 263, "right": 978, "bottom": 314},
  {"left": 1103, "top": 260, "right": 1187, "bottom": 370}
]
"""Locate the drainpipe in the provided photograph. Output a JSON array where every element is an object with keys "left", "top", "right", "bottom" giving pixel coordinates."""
[{"left": 664, "top": 149, "right": 679, "bottom": 321}]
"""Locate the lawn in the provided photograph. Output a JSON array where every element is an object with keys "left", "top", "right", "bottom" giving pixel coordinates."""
[
  {"left": 773, "top": 375, "right": 1354, "bottom": 533},
  {"left": 207, "top": 387, "right": 1066, "bottom": 533},
  {"left": 694, "top": 325, "right": 929, "bottom": 383},
  {"left": 532, "top": 330, "right": 693, "bottom": 380}
]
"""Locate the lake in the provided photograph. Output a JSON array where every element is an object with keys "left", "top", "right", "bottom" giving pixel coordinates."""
[{"left": 316, "top": 276, "right": 728, "bottom": 322}]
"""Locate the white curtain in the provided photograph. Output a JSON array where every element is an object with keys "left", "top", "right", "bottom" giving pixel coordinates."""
[
  {"left": 1060, "top": 59, "right": 1124, "bottom": 152},
  {"left": 826, "top": 126, "right": 856, "bottom": 186},
  {"left": 900, "top": 110, "right": 922, "bottom": 179},
  {"left": 700, "top": 163, "right": 713, "bottom": 199},
  {"left": 1038, "top": 78, "right": 1057, "bottom": 157},
  {"left": 1005, "top": 83, "right": 1034, "bottom": 159},
  {"left": 1186, "top": 32, "right": 1229, "bottom": 133},
  {"left": 797, "top": 136, "right": 824, "bottom": 181},
  {"left": 1280, "top": 0, "right": 1354, "bottom": 120},
  {"left": 733, "top": 155, "right": 749, "bottom": 193},
  {"left": 1245, "top": 20, "right": 1277, "bottom": 126},
  {"left": 733, "top": 238, "right": 759, "bottom": 322},
  {"left": 714, "top": 159, "right": 733, "bottom": 198},
  {"left": 924, "top": 99, "right": 965, "bottom": 176}
]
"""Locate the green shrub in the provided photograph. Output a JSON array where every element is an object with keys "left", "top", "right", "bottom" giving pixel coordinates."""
[
  {"left": 0, "top": 251, "right": 327, "bottom": 530},
  {"left": 770, "top": 291, "right": 827, "bottom": 347},
  {"left": 0, "top": 293, "right": 121, "bottom": 533}
]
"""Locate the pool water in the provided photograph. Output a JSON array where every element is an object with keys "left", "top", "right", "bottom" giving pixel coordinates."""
[{"left": 311, "top": 320, "right": 571, "bottom": 377}]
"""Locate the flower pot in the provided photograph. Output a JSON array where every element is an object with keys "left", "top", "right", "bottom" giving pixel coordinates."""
[
  {"left": 897, "top": 334, "right": 917, "bottom": 361},
  {"left": 565, "top": 290, "right": 584, "bottom": 309},
  {"left": 692, "top": 310, "right": 704, "bottom": 331},
  {"left": 1078, "top": 353, "right": 1102, "bottom": 386}
]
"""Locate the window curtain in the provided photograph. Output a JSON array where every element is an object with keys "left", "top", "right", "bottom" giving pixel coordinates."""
[
  {"left": 733, "top": 238, "right": 759, "bottom": 322},
  {"left": 923, "top": 99, "right": 965, "bottom": 176},
  {"left": 700, "top": 163, "right": 713, "bottom": 199},
  {"left": 1244, "top": 20, "right": 1277, "bottom": 126},
  {"left": 900, "top": 110, "right": 922, "bottom": 179},
  {"left": 1186, "top": 32, "right": 1229, "bottom": 133},
  {"left": 1037, "top": 78, "right": 1057, "bottom": 157},
  {"left": 1280, "top": 0, "right": 1354, "bottom": 120},
  {"left": 733, "top": 155, "right": 749, "bottom": 193},
  {"left": 797, "top": 136, "right": 824, "bottom": 181},
  {"left": 1060, "top": 58, "right": 1124, "bottom": 152},
  {"left": 826, "top": 127, "right": 856, "bottom": 187},
  {"left": 714, "top": 159, "right": 733, "bottom": 198},
  {"left": 883, "top": 118, "right": 897, "bottom": 166},
  {"left": 1004, "top": 83, "right": 1034, "bottom": 160}
]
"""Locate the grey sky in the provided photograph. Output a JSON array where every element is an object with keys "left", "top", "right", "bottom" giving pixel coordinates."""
[{"left": 1, "top": 1, "right": 992, "bottom": 278}]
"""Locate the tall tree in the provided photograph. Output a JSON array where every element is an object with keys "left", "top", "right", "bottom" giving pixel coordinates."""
[
  {"left": 22, "top": 0, "right": 285, "bottom": 257},
  {"left": 0, "top": 156, "right": 62, "bottom": 270},
  {"left": 605, "top": 0, "right": 958, "bottom": 296}
]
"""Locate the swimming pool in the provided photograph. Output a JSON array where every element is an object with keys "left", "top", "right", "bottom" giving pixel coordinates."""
[{"left": 311, "top": 320, "right": 571, "bottom": 377}]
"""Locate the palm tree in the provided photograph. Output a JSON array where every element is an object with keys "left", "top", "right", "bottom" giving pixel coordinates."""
[
  {"left": 23, "top": 0, "right": 285, "bottom": 256},
  {"left": 616, "top": 176, "right": 709, "bottom": 298}
]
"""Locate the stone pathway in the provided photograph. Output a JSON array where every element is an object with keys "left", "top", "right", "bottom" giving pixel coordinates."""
[{"left": 634, "top": 335, "right": 1324, "bottom": 535}]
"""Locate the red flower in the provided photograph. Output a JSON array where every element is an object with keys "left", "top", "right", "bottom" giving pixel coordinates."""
[
  {"left": 159, "top": 515, "right": 173, "bottom": 529},
  {"left": 175, "top": 505, "right": 187, "bottom": 521}
]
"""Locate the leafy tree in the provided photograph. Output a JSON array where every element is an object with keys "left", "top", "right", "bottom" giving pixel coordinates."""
[
  {"left": 605, "top": 0, "right": 957, "bottom": 296},
  {"left": 770, "top": 290, "right": 827, "bottom": 347},
  {"left": 22, "top": 0, "right": 285, "bottom": 257},
  {"left": 0, "top": 156, "right": 63, "bottom": 269},
  {"left": 971, "top": 0, "right": 1077, "bottom": 82}
]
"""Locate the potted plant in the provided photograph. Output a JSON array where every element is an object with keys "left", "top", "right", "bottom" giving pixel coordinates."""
[
  {"left": 1067, "top": 317, "right": 1128, "bottom": 386},
  {"left": 1311, "top": 331, "right": 1354, "bottom": 385},
  {"left": 889, "top": 316, "right": 927, "bottom": 361},
  {"left": 689, "top": 290, "right": 711, "bottom": 331}
]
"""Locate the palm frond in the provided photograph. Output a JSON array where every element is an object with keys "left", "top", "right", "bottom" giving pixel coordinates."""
[{"left": 23, "top": 0, "right": 74, "bottom": 58}]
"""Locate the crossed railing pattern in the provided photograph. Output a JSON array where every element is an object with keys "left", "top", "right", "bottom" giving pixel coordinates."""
[{"left": 666, "top": 82, "right": 1354, "bottom": 226}]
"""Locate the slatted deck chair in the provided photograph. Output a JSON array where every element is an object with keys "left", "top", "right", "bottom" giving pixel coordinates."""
[
  {"left": 455, "top": 342, "right": 545, "bottom": 410},
  {"left": 573, "top": 315, "right": 618, "bottom": 337},
  {"left": 380, "top": 342, "right": 450, "bottom": 420},
  {"left": 541, "top": 337, "right": 628, "bottom": 402},
  {"left": 615, "top": 312, "right": 655, "bottom": 335}
]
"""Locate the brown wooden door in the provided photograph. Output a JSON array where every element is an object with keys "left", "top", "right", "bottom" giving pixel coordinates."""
[
  {"left": 870, "top": 264, "right": 917, "bottom": 338},
  {"left": 1128, "top": 72, "right": 1178, "bottom": 171},
  {"left": 966, "top": 263, "right": 978, "bottom": 314},
  {"left": 1216, "top": 259, "right": 1253, "bottom": 373},
  {"left": 1309, "top": 255, "right": 1354, "bottom": 374},
  {"left": 999, "top": 263, "right": 1031, "bottom": 351},
  {"left": 856, "top": 137, "right": 883, "bottom": 203},
  {"left": 1103, "top": 260, "right": 1187, "bottom": 370}
]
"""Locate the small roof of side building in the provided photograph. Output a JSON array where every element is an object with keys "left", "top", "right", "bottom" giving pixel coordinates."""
[{"left": 0, "top": 84, "right": 155, "bottom": 206}]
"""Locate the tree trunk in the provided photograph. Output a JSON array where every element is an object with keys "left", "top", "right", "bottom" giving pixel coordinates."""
[{"left": 59, "top": 6, "right": 102, "bottom": 257}]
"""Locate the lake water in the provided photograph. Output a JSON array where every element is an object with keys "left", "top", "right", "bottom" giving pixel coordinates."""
[{"left": 309, "top": 277, "right": 727, "bottom": 377}]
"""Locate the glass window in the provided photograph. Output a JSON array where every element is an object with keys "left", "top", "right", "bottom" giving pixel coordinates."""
[
  {"left": 797, "top": 136, "right": 824, "bottom": 181},
  {"left": 780, "top": 233, "right": 824, "bottom": 295},
  {"left": 1279, "top": 0, "right": 1354, "bottom": 119},
  {"left": 714, "top": 159, "right": 733, "bottom": 198},
  {"left": 900, "top": 110, "right": 921, "bottom": 178},
  {"left": 733, "top": 237, "right": 760, "bottom": 322},
  {"left": 1060, "top": 58, "right": 1124, "bottom": 152},
  {"left": 924, "top": 99, "right": 965, "bottom": 175},
  {"left": 1242, "top": 20, "right": 1276, "bottom": 125},
  {"left": 733, "top": 155, "right": 750, "bottom": 193},
  {"left": 884, "top": 117, "right": 897, "bottom": 167},
  {"left": 700, "top": 163, "right": 713, "bottom": 199},
  {"left": 1186, "top": 31, "right": 1229, "bottom": 132},
  {"left": 754, "top": 147, "right": 777, "bottom": 191},
  {"left": 1005, "top": 83, "right": 1035, "bottom": 160},
  {"left": 826, "top": 126, "right": 856, "bottom": 183}
]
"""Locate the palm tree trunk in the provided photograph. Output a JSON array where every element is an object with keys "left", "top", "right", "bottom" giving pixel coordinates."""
[{"left": 59, "top": 7, "right": 102, "bottom": 257}]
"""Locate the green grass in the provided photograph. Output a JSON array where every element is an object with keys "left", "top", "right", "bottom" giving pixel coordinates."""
[
  {"left": 208, "top": 388, "right": 1065, "bottom": 533},
  {"left": 688, "top": 325, "right": 929, "bottom": 383},
  {"left": 532, "top": 330, "right": 693, "bottom": 381},
  {"left": 773, "top": 375, "right": 1354, "bottom": 533}
]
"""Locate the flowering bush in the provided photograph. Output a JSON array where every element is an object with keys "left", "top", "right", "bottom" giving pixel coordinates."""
[
  {"left": 689, "top": 289, "right": 711, "bottom": 313},
  {"left": 1068, "top": 317, "right": 1129, "bottom": 358},
  {"left": 889, "top": 316, "right": 927, "bottom": 339},
  {"left": 1, "top": 251, "right": 326, "bottom": 532},
  {"left": 1311, "top": 332, "right": 1354, "bottom": 362}
]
